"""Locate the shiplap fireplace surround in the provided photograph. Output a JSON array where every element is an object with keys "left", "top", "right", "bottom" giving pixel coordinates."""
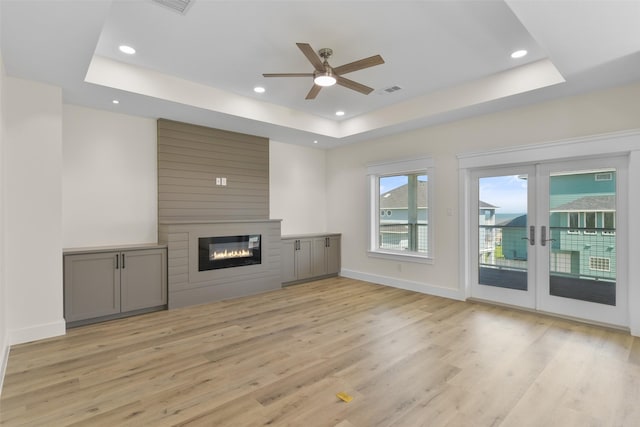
[{"left": 156, "top": 120, "right": 282, "bottom": 308}]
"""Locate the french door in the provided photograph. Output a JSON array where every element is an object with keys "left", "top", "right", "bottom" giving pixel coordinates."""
[{"left": 470, "top": 156, "right": 628, "bottom": 327}]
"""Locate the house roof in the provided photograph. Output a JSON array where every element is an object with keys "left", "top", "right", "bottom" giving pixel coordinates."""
[
  {"left": 380, "top": 181, "right": 428, "bottom": 209},
  {"left": 551, "top": 195, "right": 615, "bottom": 212},
  {"left": 503, "top": 214, "right": 527, "bottom": 227},
  {"left": 480, "top": 201, "right": 498, "bottom": 209}
]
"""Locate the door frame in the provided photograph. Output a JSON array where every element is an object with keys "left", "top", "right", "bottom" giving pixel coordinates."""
[{"left": 458, "top": 130, "right": 640, "bottom": 334}]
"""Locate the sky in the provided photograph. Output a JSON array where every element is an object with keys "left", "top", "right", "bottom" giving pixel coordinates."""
[
  {"left": 380, "top": 175, "right": 427, "bottom": 194},
  {"left": 379, "top": 174, "right": 526, "bottom": 213},
  {"left": 479, "top": 175, "right": 527, "bottom": 213}
]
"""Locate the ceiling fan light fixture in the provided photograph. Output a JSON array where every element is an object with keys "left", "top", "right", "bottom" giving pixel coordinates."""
[{"left": 314, "top": 71, "right": 336, "bottom": 87}]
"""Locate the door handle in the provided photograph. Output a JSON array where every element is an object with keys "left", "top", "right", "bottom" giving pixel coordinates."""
[
  {"left": 521, "top": 225, "right": 535, "bottom": 245},
  {"left": 541, "top": 226, "right": 556, "bottom": 247}
]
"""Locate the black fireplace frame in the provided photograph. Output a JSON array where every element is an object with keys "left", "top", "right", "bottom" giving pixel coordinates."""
[{"left": 198, "top": 234, "right": 262, "bottom": 271}]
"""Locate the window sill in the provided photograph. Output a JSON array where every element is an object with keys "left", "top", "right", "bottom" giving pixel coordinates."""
[{"left": 367, "top": 250, "right": 433, "bottom": 264}]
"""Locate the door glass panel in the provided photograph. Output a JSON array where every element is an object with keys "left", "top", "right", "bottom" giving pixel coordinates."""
[
  {"left": 478, "top": 175, "right": 529, "bottom": 291},
  {"left": 548, "top": 170, "right": 616, "bottom": 305}
]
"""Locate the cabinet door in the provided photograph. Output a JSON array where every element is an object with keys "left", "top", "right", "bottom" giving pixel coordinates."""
[
  {"left": 312, "top": 237, "right": 328, "bottom": 276},
  {"left": 326, "top": 236, "right": 341, "bottom": 275},
  {"left": 282, "top": 239, "right": 297, "bottom": 283},
  {"left": 296, "top": 239, "right": 314, "bottom": 280},
  {"left": 64, "top": 252, "right": 120, "bottom": 322},
  {"left": 120, "top": 249, "right": 167, "bottom": 312}
]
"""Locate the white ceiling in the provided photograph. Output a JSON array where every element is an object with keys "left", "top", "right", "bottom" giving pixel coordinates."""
[{"left": 2, "top": 0, "right": 639, "bottom": 148}]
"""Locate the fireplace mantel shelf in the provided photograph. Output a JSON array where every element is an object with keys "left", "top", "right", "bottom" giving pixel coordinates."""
[{"left": 159, "top": 219, "right": 282, "bottom": 225}]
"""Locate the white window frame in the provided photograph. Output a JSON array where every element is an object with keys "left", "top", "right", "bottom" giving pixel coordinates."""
[{"left": 367, "top": 157, "right": 434, "bottom": 263}]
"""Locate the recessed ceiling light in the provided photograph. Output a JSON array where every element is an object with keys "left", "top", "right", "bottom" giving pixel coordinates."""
[
  {"left": 112, "top": 100, "right": 120, "bottom": 104},
  {"left": 313, "top": 140, "right": 318, "bottom": 144},
  {"left": 335, "top": 111, "right": 345, "bottom": 116},
  {"left": 254, "top": 86, "right": 265, "bottom": 93},
  {"left": 511, "top": 49, "right": 527, "bottom": 59},
  {"left": 118, "top": 45, "right": 136, "bottom": 55}
]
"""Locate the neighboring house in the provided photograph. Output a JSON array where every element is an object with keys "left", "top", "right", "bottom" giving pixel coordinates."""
[
  {"left": 500, "top": 171, "right": 616, "bottom": 280},
  {"left": 501, "top": 214, "right": 528, "bottom": 261},
  {"left": 479, "top": 201, "right": 498, "bottom": 263},
  {"left": 549, "top": 192, "right": 616, "bottom": 281},
  {"left": 379, "top": 180, "right": 428, "bottom": 251}
]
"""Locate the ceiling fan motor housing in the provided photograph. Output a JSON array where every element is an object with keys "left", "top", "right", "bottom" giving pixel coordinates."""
[{"left": 318, "top": 48, "right": 333, "bottom": 60}]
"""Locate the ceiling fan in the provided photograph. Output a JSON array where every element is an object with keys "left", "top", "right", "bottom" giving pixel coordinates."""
[{"left": 263, "top": 43, "right": 385, "bottom": 100}]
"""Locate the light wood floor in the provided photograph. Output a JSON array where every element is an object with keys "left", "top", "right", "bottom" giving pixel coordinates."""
[{"left": 2, "top": 277, "right": 640, "bottom": 426}]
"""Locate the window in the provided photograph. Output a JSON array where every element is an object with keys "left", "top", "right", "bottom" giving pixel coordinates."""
[
  {"left": 584, "top": 212, "right": 597, "bottom": 235},
  {"left": 589, "top": 256, "right": 611, "bottom": 272},
  {"left": 603, "top": 211, "right": 616, "bottom": 235},
  {"left": 595, "top": 172, "right": 613, "bottom": 181},
  {"left": 568, "top": 212, "right": 579, "bottom": 234},
  {"left": 368, "top": 157, "right": 433, "bottom": 261}
]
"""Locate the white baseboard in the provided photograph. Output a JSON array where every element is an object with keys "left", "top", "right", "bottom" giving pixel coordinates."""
[
  {"left": 9, "top": 319, "right": 66, "bottom": 346},
  {"left": 0, "top": 337, "right": 9, "bottom": 396},
  {"left": 340, "top": 269, "right": 465, "bottom": 301}
]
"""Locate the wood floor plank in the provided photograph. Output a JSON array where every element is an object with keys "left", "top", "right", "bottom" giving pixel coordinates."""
[{"left": 2, "top": 278, "right": 639, "bottom": 426}]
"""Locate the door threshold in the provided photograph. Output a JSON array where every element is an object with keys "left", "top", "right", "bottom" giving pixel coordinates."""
[{"left": 467, "top": 297, "right": 630, "bottom": 333}]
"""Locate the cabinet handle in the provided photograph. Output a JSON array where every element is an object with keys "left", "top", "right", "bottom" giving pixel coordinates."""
[
  {"left": 115, "top": 254, "right": 119, "bottom": 269},
  {"left": 326, "top": 237, "right": 330, "bottom": 247},
  {"left": 121, "top": 253, "right": 125, "bottom": 269},
  {"left": 296, "top": 240, "right": 300, "bottom": 251}
]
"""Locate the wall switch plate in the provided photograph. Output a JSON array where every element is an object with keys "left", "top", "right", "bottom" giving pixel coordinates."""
[
  {"left": 221, "top": 177, "right": 227, "bottom": 186},
  {"left": 215, "top": 177, "right": 221, "bottom": 185}
]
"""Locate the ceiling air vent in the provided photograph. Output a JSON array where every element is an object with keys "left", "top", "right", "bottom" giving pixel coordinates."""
[
  {"left": 380, "top": 85, "right": 402, "bottom": 95},
  {"left": 151, "top": 0, "right": 193, "bottom": 14}
]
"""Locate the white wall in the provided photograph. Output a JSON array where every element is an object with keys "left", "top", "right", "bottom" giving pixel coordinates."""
[
  {"left": 5, "top": 77, "right": 65, "bottom": 345},
  {"left": 62, "top": 105, "right": 157, "bottom": 248},
  {"left": 0, "top": 55, "right": 8, "bottom": 391},
  {"left": 270, "top": 141, "right": 327, "bottom": 235},
  {"left": 328, "top": 82, "right": 640, "bottom": 300}
]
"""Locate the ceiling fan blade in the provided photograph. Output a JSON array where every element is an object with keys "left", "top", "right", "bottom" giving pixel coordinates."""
[
  {"left": 336, "top": 76, "right": 374, "bottom": 95},
  {"left": 297, "top": 43, "right": 325, "bottom": 72},
  {"left": 305, "top": 84, "right": 322, "bottom": 100},
  {"left": 333, "top": 55, "right": 385, "bottom": 75},
  {"left": 263, "top": 73, "right": 313, "bottom": 77}
]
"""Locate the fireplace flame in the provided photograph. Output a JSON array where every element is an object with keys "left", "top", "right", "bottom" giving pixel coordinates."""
[{"left": 211, "top": 249, "right": 251, "bottom": 260}]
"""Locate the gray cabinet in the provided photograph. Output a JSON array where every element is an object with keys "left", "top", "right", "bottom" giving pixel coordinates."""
[
  {"left": 282, "top": 237, "right": 314, "bottom": 284},
  {"left": 282, "top": 234, "right": 341, "bottom": 285},
  {"left": 64, "top": 245, "right": 167, "bottom": 325}
]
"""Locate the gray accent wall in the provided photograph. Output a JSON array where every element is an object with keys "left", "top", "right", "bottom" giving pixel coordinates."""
[{"left": 157, "top": 119, "right": 269, "bottom": 222}]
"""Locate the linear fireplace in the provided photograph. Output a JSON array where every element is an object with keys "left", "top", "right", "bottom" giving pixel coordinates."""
[{"left": 198, "top": 234, "right": 261, "bottom": 271}]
